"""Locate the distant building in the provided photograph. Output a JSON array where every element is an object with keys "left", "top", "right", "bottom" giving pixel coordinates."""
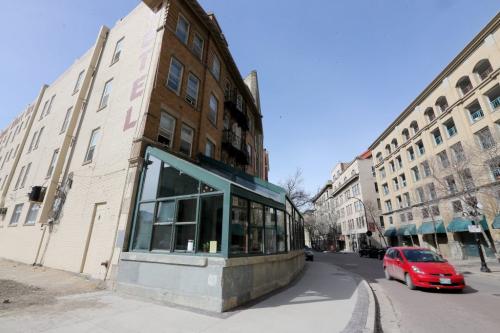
[
  {"left": 330, "top": 151, "right": 384, "bottom": 252},
  {"left": 0, "top": 0, "right": 304, "bottom": 312},
  {"left": 369, "top": 14, "right": 500, "bottom": 259}
]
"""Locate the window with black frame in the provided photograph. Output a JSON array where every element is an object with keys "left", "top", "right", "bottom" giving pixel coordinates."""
[
  {"left": 231, "top": 196, "right": 249, "bottom": 254},
  {"left": 264, "top": 207, "right": 277, "bottom": 254},
  {"left": 130, "top": 155, "right": 223, "bottom": 254},
  {"left": 249, "top": 202, "right": 264, "bottom": 254}
]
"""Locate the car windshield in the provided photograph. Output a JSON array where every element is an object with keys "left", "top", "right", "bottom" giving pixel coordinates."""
[{"left": 402, "top": 249, "right": 445, "bottom": 262}]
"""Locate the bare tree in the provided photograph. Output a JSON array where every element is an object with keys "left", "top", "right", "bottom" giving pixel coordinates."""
[{"left": 280, "top": 168, "right": 311, "bottom": 210}]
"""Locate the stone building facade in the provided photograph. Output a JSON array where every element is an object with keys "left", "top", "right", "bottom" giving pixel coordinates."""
[{"left": 369, "top": 14, "right": 500, "bottom": 259}]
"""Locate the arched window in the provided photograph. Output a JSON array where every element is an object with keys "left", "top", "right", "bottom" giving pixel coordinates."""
[
  {"left": 456, "top": 76, "right": 473, "bottom": 96},
  {"left": 402, "top": 128, "right": 410, "bottom": 141},
  {"left": 409, "top": 121, "right": 419, "bottom": 135},
  {"left": 385, "top": 144, "right": 391, "bottom": 155},
  {"left": 473, "top": 59, "right": 493, "bottom": 81},
  {"left": 391, "top": 138, "right": 398, "bottom": 150},
  {"left": 424, "top": 107, "right": 435, "bottom": 123},
  {"left": 435, "top": 96, "right": 449, "bottom": 113},
  {"left": 376, "top": 152, "right": 383, "bottom": 163}
]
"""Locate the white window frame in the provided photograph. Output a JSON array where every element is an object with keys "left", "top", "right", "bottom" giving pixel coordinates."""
[
  {"left": 10, "top": 203, "right": 24, "bottom": 225},
  {"left": 111, "top": 37, "right": 125, "bottom": 65},
  {"left": 99, "top": 79, "right": 113, "bottom": 110},
  {"left": 205, "top": 138, "right": 215, "bottom": 158},
  {"left": 185, "top": 73, "right": 200, "bottom": 106},
  {"left": 179, "top": 124, "right": 194, "bottom": 157},
  {"left": 192, "top": 32, "right": 204, "bottom": 60},
  {"left": 211, "top": 54, "right": 221, "bottom": 80},
  {"left": 208, "top": 94, "right": 218, "bottom": 126},
  {"left": 46, "top": 149, "right": 59, "bottom": 178},
  {"left": 25, "top": 203, "right": 40, "bottom": 225},
  {"left": 73, "top": 70, "right": 85, "bottom": 94},
  {"left": 158, "top": 111, "right": 176, "bottom": 148},
  {"left": 33, "top": 127, "right": 44, "bottom": 151},
  {"left": 166, "top": 57, "right": 184, "bottom": 95},
  {"left": 175, "top": 14, "right": 190, "bottom": 44},
  {"left": 84, "top": 128, "right": 100, "bottom": 163},
  {"left": 20, "top": 162, "right": 31, "bottom": 189},
  {"left": 14, "top": 165, "right": 26, "bottom": 190},
  {"left": 60, "top": 107, "right": 73, "bottom": 134}
]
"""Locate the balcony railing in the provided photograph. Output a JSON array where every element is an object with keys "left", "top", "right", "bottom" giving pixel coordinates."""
[
  {"left": 490, "top": 96, "right": 500, "bottom": 110},
  {"left": 470, "top": 109, "right": 484, "bottom": 122},
  {"left": 222, "top": 129, "right": 249, "bottom": 165},
  {"left": 224, "top": 89, "right": 249, "bottom": 130}
]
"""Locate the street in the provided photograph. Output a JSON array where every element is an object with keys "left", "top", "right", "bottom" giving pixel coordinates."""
[{"left": 318, "top": 252, "right": 500, "bottom": 333}]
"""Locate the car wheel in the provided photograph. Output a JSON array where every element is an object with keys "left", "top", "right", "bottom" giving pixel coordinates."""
[
  {"left": 405, "top": 273, "right": 416, "bottom": 290},
  {"left": 311, "top": 257, "right": 314, "bottom": 262},
  {"left": 384, "top": 267, "right": 392, "bottom": 280}
]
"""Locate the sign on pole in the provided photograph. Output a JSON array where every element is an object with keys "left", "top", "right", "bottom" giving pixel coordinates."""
[{"left": 468, "top": 225, "right": 482, "bottom": 233}]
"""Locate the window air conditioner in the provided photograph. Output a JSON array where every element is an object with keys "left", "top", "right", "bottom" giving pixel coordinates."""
[{"left": 29, "top": 186, "right": 46, "bottom": 203}]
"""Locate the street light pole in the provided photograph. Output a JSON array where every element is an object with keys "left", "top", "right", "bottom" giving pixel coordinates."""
[
  {"left": 465, "top": 200, "right": 491, "bottom": 273},
  {"left": 348, "top": 196, "right": 388, "bottom": 248}
]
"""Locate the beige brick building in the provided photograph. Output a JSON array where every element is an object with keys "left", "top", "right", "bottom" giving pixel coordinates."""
[
  {"left": 369, "top": 13, "right": 500, "bottom": 260},
  {"left": 0, "top": 1, "right": 304, "bottom": 311}
]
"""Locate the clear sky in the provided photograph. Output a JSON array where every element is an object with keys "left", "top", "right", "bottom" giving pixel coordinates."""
[{"left": 1, "top": 1, "right": 499, "bottom": 196}]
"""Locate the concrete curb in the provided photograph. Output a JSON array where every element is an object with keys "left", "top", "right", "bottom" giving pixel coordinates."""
[{"left": 361, "top": 280, "right": 376, "bottom": 333}]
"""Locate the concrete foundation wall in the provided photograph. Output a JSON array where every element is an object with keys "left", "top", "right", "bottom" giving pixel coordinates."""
[{"left": 116, "top": 251, "right": 304, "bottom": 312}]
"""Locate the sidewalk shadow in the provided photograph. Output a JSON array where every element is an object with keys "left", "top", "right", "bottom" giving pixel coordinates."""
[{"left": 232, "top": 261, "right": 362, "bottom": 311}]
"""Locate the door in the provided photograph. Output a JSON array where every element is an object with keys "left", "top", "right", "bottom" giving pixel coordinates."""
[{"left": 81, "top": 203, "right": 115, "bottom": 279}]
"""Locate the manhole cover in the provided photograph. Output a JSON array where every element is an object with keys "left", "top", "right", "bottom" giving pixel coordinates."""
[
  {"left": 462, "top": 271, "right": 472, "bottom": 275},
  {"left": 332, "top": 273, "right": 347, "bottom": 276},
  {"left": 493, "top": 294, "right": 500, "bottom": 297}
]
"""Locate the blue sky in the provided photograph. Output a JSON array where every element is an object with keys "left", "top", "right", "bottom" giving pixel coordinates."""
[{"left": 1, "top": 1, "right": 499, "bottom": 195}]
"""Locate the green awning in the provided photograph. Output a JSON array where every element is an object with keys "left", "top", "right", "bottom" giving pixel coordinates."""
[
  {"left": 446, "top": 217, "right": 489, "bottom": 233},
  {"left": 397, "top": 224, "right": 417, "bottom": 236},
  {"left": 384, "top": 228, "right": 397, "bottom": 237},
  {"left": 417, "top": 221, "right": 446, "bottom": 234},
  {"left": 492, "top": 215, "right": 500, "bottom": 229}
]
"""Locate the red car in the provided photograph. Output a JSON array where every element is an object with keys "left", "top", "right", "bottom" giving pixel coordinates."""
[{"left": 383, "top": 247, "right": 465, "bottom": 291}]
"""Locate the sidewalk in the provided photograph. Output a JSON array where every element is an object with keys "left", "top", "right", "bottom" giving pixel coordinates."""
[
  {"left": 449, "top": 257, "right": 500, "bottom": 279},
  {"left": 0, "top": 259, "right": 374, "bottom": 333}
]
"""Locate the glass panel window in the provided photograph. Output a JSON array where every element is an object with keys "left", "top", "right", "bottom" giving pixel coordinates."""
[
  {"left": 99, "top": 80, "right": 113, "bottom": 109},
  {"left": 179, "top": 125, "right": 194, "bottom": 156},
  {"left": 231, "top": 196, "right": 248, "bottom": 254},
  {"left": 192, "top": 33, "right": 204, "bottom": 60},
  {"left": 34, "top": 127, "right": 44, "bottom": 151},
  {"left": 132, "top": 202, "right": 155, "bottom": 251},
  {"left": 475, "top": 127, "right": 495, "bottom": 150},
  {"left": 185, "top": 73, "right": 199, "bottom": 106},
  {"left": 60, "top": 107, "right": 72, "bottom": 133},
  {"left": 157, "top": 200, "right": 176, "bottom": 223},
  {"left": 20, "top": 163, "right": 31, "bottom": 189},
  {"left": 111, "top": 37, "right": 124, "bottom": 64},
  {"left": 208, "top": 94, "right": 218, "bottom": 126},
  {"left": 10, "top": 203, "right": 24, "bottom": 225},
  {"left": 205, "top": 139, "right": 215, "bottom": 158},
  {"left": 249, "top": 202, "right": 264, "bottom": 254},
  {"left": 14, "top": 166, "right": 25, "bottom": 189},
  {"left": 211, "top": 55, "right": 221, "bottom": 80},
  {"left": 151, "top": 225, "right": 173, "bottom": 251},
  {"left": 167, "top": 57, "right": 184, "bottom": 94},
  {"left": 46, "top": 149, "right": 59, "bottom": 178},
  {"left": 175, "top": 224, "right": 196, "bottom": 251},
  {"left": 158, "top": 111, "right": 175, "bottom": 147},
  {"left": 73, "top": 70, "right": 85, "bottom": 94},
  {"left": 157, "top": 164, "right": 199, "bottom": 198},
  {"left": 277, "top": 210, "right": 286, "bottom": 252},
  {"left": 177, "top": 199, "right": 197, "bottom": 222},
  {"left": 175, "top": 15, "right": 190, "bottom": 44},
  {"left": 264, "top": 207, "right": 277, "bottom": 254},
  {"left": 84, "top": 128, "right": 100, "bottom": 163},
  {"left": 25, "top": 203, "right": 40, "bottom": 225},
  {"left": 140, "top": 156, "right": 161, "bottom": 201},
  {"left": 198, "top": 195, "right": 223, "bottom": 252}
]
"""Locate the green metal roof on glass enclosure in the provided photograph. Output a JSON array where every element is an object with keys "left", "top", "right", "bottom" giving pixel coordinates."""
[{"left": 128, "top": 147, "right": 305, "bottom": 258}]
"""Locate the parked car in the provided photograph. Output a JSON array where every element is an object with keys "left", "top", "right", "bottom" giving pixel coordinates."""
[
  {"left": 383, "top": 247, "right": 465, "bottom": 291},
  {"left": 359, "top": 247, "right": 386, "bottom": 259},
  {"left": 304, "top": 247, "right": 314, "bottom": 261}
]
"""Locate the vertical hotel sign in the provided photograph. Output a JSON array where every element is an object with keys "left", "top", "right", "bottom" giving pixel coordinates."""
[{"left": 123, "top": 10, "right": 158, "bottom": 132}]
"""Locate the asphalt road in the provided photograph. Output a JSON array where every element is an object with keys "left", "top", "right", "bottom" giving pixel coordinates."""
[{"left": 317, "top": 252, "right": 500, "bottom": 333}]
